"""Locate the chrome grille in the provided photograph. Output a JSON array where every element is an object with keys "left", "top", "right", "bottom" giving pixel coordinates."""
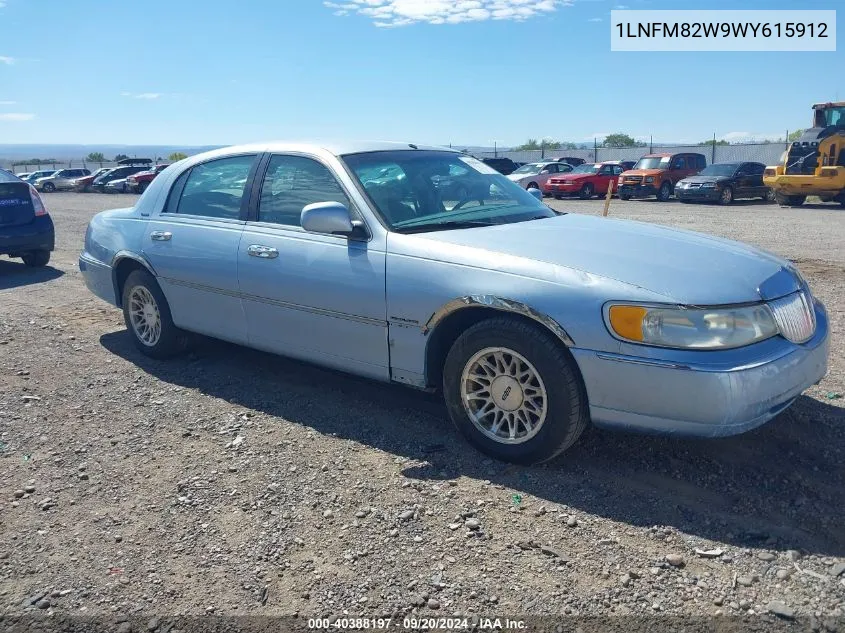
[
  {"left": 768, "top": 290, "right": 816, "bottom": 344},
  {"left": 624, "top": 176, "right": 643, "bottom": 183}
]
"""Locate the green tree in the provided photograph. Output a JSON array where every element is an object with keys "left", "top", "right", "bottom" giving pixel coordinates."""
[
  {"left": 114, "top": 153, "right": 129, "bottom": 162},
  {"left": 168, "top": 152, "right": 188, "bottom": 162},
  {"left": 787, "top": 129, "right": 804, "bottom": 142},
  {"left": 515, "top": 138, "right": 567, "bottom": 151},
  {"left": 515, "top": 139, "right": 540, "bottom": 151},
  {"left": 86, "top": 152, "right": 105, "bottom": 163},
  {"left": 697, "top": 139, "right": 729, "bottom": 146},
  {"left": 601, "top": 133, "right": 642, "bottom": 148}
]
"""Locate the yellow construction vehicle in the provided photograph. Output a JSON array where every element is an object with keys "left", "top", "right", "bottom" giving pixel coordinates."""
[{"left": 764, "top": 101, "right": 845, "bottom": 207}]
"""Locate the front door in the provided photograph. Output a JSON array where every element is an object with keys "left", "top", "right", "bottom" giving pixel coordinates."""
[
  {"left": 142, "top": 153, "right": 258, "bottom": 344},
  {"left": 237, "top": 153, "right": 388, "bottom": 380}
]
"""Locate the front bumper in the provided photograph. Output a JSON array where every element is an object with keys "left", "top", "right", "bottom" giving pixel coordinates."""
[
  {"left": 618, "top": 183, "right": 658, "bottom": 198},
  {"left": 546, "top": 183, "right": 583, "bottom": 196},
  {"left": 675, "top": 187, "right": 720, "bottom": 201},
  {"left": 572, "top": 301, "right": 830, "bottom": 437},
  {"left": 0, "top": 215, "right": 55, "bottom": 255}
]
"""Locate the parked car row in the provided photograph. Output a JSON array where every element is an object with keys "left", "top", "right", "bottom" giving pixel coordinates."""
[
  {"left": 14, "top": 159, "right": 171, "bottom": 195},
  {"left": 479, "top": 151, "right": 774, "bottom": 205}
]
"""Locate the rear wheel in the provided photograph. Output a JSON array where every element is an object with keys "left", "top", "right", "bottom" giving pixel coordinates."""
[
  {"left": 138, "top": 182, "right": 149, "bottom": 194},
  {"left": 21, "top": 250, "right": 50, "bottom": 267},
  {"left": 656, "top": 181, "right": 672, "bottom": 202},
  {"left": 578, "top": 183, "right": 594, "bottom": 200},
  {"left": 443, "top": 317, "right": 589, "bottom": 464},
  {"left": 42, "top": 182, "right": 55, "bottom": 193},
  {"left": 121, "top": 269, "right": 186, "bottom": 359},
  {"left": 719, "top": 186, "right": 734, "bottom": 206},
  {"left": 775, "top": 193, "right": 806, "bottom": 207},
  {"left": 763, "top": 188, "right": 776, "bottom": 202},
  {"left": 527, "top": 182, "right": 539, "bottom": 191}
]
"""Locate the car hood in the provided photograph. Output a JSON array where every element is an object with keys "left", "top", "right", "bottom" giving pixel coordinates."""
[
  {"left": 680, "top": 175, "right": 730, "bottom": 184},
  {"left": 552, "top": 173, "right": 590, "bottom": 181},
  {"left": 622, "top": 169, "right": 664, "bottom": 178},
  {"left": 507, "top": 173, "right": 535, "bottom": 181},
  {"left": 409, "top": 214, "right": 798, "bottom": 305}
]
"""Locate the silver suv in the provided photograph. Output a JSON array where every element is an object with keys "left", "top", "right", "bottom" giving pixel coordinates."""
[{"left": 35, "top": 168, "right": 91, "bottom": 192}]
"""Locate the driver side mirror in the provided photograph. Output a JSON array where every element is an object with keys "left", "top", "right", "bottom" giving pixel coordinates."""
[{"left": 301, "top": 201, "right": 357, "bottom": 236}]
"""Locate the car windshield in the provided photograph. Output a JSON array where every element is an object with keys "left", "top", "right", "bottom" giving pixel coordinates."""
[
  {"left": 571, "top": 164, "right": 600, "bottom": 174},
  {"left": 817, "top": 106, "right": 845, "bottom": 127},
  {"left": 511, "top": 163, "right": 543, "bottom": 175},
  {"left": 633, "top": 157, "right": 670, "bottom": 170},
  {"left": 0, "top": 169, "right": 19, "bottom": 183},
  {"left": 698, "top": 164, "right": 739, "bottom": 177},
  {"left": 343, "top": 150, "right": 556, "bottom": 232}
]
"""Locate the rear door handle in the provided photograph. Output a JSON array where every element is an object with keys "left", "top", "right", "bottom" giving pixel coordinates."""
[
  {"left": 247, "top": 244, "right": 279, "bottom": 259},
  {"left": 150, "top": 231, "right": 172, "bottom": 241}
]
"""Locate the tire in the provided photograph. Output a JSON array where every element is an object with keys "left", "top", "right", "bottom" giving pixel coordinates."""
[
  {"left": 42, "top": 182, "right": 56, "bottom": 193},
  {"left": 775, "top": 193, "right": 806, "bottom": 207},
  {"left": 21, "top": 250, "right": 50, "bottom": 267},
  {"left": 137, "top": 182, "right": 149, "bottom": 194},
  {"left": 121, "top": 269, "right": 186, "bottom": 359},
  {"left": 718, "top": 186, "right": 733, "bottom": 206},
  {"left": 763, "top": 188, "right": 776, "bottom": 202},
  {"left": 656, "top": 181, "right": 672, "bottom": 202},
  {"left": 619, "top": 194, "right": 631, "bottom": 201},
  {"left": 442, "top": 317, "right": 589, "bottom": 465},
  {"left": 578, "top": 183, "right": 594, "bottom": 200},
  {"left": 553, "top": 195, "right": 562, "bottom": 200},
  {"left": 527, "top": 182, "right": 539, "bottom": 191},
  {"left": 679, "top": 198, "right": 692, "bottom": 204}
]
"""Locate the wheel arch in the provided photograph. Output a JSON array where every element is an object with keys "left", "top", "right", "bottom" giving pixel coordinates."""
[
  {"left": 111, "top": 252, "right": 157, "bottom": 308},
  {"left": 422, "top": 295, "right": 575, "bottom": 389}
]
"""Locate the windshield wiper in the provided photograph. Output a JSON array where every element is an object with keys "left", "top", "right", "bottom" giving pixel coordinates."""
[{"left": 395, "top": 220, "right": 495, "bottom": 234}]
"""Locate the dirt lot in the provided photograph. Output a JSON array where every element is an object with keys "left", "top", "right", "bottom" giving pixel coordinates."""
[{"left": 1, "top": 193, "right": 843, "bottom": 628}]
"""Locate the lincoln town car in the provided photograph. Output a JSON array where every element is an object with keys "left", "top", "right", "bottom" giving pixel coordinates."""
[{"left": 78, "top": 142, "right": 829, "bottom": 464}]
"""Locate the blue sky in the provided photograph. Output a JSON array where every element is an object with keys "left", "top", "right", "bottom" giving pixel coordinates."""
[{"left": 0, "top": 0, "right": 842, "bottom": 147}]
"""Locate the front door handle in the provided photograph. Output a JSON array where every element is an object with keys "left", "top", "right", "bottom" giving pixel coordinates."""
[
  {"left": 150, "top": 231, "right": 172, "bottom": 242},
  {"left": 247, "top": 244, "right": 279, "bottom": 259}
]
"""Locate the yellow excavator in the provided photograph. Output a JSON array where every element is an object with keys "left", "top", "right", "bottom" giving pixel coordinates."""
[{"left": 764, "top": 101, "right": 845, "bottom": 207}]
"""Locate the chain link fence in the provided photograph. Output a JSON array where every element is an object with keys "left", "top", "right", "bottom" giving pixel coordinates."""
[
  {"left": 2, "top": 141, "right": 790, "bottom": 174},
  {"left": 475, "top": 140, "right": 789, "bottom": 166}
]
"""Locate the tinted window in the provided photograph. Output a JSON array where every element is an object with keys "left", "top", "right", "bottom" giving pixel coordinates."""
[
  {"left": 671, "top": 156, "right": 686, "bottom": 169},
  {"left": 257, "top": 155, "right": 350, "bottom": 226},
  {"left": 747, "top": 163, "right": 765, "bottom": 175},
  {"left": 167, "top": 155, "right": 254, "bottom": 219},
  {"left": 697, "top": 155, "right": 707, "bottom": 169}
]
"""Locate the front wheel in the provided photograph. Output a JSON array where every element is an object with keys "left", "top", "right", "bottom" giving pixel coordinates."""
[
  {"left": 719, "top": 186, "right": 733, "bottom": 206},
  {"left": 619, "top": 193, "right": 631, "bottom": 201},
  {"left": 443, "top": 317, "right": 589, "bottom": 464},
  {"left": 22, "top": 250, "right": 50, "bottom": 267},
  {"left": 579, "top": 183, "right": 594, "bottom": 200},
  {"left": 42, "top": 182, "right": 56, "bottom": 193},
  {"left": 121, "top": 269, "right": 186, "bottom": 359},
  {"left": 656, "top": 181, "right": 672, "bottom": 202}
]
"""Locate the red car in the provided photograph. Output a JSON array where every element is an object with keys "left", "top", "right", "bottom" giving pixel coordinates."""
[
  {"left": 544, "top": 161, "right": 633, "bottom": 199},
  {"left": 73, "top": 167, "right": 112, "bottom": 193},
  {"left": 126, "top": 164, "right": 170, "bottom": 194}
]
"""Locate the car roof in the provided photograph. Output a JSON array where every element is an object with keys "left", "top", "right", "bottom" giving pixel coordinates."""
[{"left": 184, "top": 141, "right": 458, "bottom": 161}]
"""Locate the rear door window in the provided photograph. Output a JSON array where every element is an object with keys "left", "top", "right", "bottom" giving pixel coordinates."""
[{"left": 165, "top": 155, "right": 255, "bottom": 220}]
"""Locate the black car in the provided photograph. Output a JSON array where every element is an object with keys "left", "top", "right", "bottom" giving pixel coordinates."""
[
  {"left": 554, "top": 156, "right": 586, "bottom": 167},
  {"left": 675, "top": 161, "right": 773, "bottom": 205},
  {"left": 0, "top": 168, "right": 54, "bottom": 267},
  {"left": 91, "top": 158, "right": 153, "bottom": 193},
  {"left": 480, "top": 157, "right": 518, "bottom": 175}
]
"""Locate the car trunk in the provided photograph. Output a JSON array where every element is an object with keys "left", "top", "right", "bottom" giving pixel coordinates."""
[{"left": 0, "top": 182, "right": 35, "bottom": 227}]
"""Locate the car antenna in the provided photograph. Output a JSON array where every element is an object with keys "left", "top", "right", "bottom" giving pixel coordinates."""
[{"left": 408, "top": 144, "right": 418, "bottom": 149}]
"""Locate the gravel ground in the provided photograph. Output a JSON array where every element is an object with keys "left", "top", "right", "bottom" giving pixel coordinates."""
[{"left": 1, "top": 193, "right": 843, "bottom": 629}]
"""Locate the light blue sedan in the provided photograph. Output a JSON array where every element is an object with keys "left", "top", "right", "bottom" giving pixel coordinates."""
[{"left": 78, "top": 142, "right": 829, "bottom": 464}]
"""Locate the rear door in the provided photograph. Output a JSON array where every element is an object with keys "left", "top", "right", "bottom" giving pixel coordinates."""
[
  {"left": 142, "top": 153, "right": 259, "bottom": 344},
  {"left": 0, "top": 177, "right": 34, "bottom": 228}
]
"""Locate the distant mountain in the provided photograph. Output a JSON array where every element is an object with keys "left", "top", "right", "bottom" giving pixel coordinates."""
[{"left": 0, "top": 144, "right": 223, "bottom": 161}]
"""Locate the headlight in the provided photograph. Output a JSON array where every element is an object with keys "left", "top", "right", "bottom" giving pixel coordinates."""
[
  {"left": 645, "top": 176, "right": 654, "bottom": 183},
  {"left": 617, "top": 177, "right": 624, "bottom": 184},
  {"left": 605, "top": 303, "right": 778, "bottom": 349},
  {"left": 701, "top": 182, "right": 716, "bottom": 188}
]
